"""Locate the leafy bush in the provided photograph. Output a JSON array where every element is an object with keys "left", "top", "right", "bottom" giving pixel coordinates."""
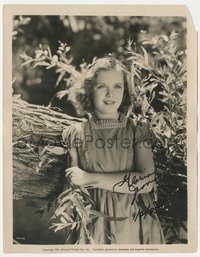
[{"left": 124, "top": 32, "right": 187, "bottom": 243}]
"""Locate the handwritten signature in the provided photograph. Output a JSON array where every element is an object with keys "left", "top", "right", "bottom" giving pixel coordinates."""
[
  {"left": 132, "top": 205, "right": 163, "bottom": 222},
  {"left": 113, "top": 169, "right": 162, "bottom": 204}
]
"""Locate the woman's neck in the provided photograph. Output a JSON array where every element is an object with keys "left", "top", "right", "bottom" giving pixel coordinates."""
[{"left": 94, "top": 110, "right": 119, "bottom": 120}]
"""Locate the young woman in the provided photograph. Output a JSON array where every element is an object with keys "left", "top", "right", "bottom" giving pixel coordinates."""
[{"left": 62, "top": 56, "right": 165, "bottom": 244}]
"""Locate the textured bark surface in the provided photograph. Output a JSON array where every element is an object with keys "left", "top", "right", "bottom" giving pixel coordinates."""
[{"left": 12, "top": 97, "right": 82, "bottom": 200}]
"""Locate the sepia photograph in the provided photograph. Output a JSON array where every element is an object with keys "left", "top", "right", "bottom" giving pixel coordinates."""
[{"left": 3, "top": 4, "right": 197, "bottom": 253}]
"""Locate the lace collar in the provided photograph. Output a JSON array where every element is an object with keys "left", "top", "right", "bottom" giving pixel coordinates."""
[{"left": 88, "top": 112, "right": 127, "bottom": 129}]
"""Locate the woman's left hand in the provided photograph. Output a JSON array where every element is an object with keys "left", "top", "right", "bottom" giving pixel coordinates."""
[{"left": 65, "top": 167, "right": 91, "bottom": 186}]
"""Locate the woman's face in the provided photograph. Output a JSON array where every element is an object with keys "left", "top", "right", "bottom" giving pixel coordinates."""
[{"left": 92, "top": 69, "right": 124, "bottom": 119}]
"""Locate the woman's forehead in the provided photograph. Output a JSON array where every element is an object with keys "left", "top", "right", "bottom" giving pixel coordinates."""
[{"left": 96, "top": 69, "right": 124, "bottom": 82}]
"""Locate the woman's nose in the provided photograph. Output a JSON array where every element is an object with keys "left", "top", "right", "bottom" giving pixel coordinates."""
[{"left": 106, "top": 87, "right": 112, "bottom": 97}]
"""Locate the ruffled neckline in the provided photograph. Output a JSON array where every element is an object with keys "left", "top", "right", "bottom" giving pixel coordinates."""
[{"left": 89, "top": 112, "right": 127, "bottom": 129}]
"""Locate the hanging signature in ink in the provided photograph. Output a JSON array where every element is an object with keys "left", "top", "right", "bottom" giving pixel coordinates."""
[{"left": 113, "top": 169, "right": 162, "bottom": 204}]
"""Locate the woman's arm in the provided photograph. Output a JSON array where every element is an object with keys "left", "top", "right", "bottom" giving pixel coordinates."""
[
  {"left": 86, "top": 169, "right": 155, "bottom": 194},
  {"left": 66, "top": 141, "right": 156, "bottom": 194}
]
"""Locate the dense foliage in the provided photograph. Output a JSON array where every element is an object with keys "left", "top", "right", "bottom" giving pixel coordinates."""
[
  {"left": 13, "top": 15, "right": 186, "bottom": 104},
  {"left": 13, "top": 15, "right": 187, "bottom": 244}
]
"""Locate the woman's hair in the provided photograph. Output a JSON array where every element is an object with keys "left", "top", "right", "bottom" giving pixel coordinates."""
[{"left": 76, "top": 55, "right": 132, "bottom": 115}]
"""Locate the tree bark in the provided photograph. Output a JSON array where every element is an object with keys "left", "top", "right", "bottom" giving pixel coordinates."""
[{"left": 12, "top": 97, "right": 83, "bottom": 200}]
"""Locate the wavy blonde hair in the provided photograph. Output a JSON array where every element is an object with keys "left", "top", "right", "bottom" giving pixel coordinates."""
[{"left": 76, "top": 55, "right": 132, "bottom": 116}]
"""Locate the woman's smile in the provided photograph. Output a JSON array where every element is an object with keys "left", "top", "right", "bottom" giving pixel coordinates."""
[{"left": 103, "top": 99, "right": 116, "bottom": 105}]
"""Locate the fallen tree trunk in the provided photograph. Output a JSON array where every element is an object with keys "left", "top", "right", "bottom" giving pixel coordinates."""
[{"left": 13, "top": 96, "right": 83, "bottom": 200}]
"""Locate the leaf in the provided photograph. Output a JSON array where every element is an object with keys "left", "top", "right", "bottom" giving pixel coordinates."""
[
  {"left": 85, "top": 204, "right": 92, "bottom": 210},
  {"left": 46, "top": 63, "right": 56, "bottom": 70},
  {"left": 106, "top": 231, "right": 114, "bottom": 242},
  {"left": 180, "top": 222, "right": 187, "bottom": 232},
  {"left": 53, "top": 224, "right": 67, "bottom": 232},
  {"left": 70, "top": 222, "right": 77, "bottom": 230},
  {"left": 20, "top": 16, "right": 31, "bottom": 25},
  {"left": 54, "top": 205, "right": 67, "bottom": 216},
  {"left": 140, "top": 45, "right": 149, "bottom": 66},
  {"left": 19, "top": 52, "right": 29, "bottom": 60},
  {"left": 38, "top": 61, "right": 50, "bottom": 67},
  {"left": 21, "top": 59, "right": 33, "bottom": 66},
  {"left": 133, "top": 61, "right": 152, "bottom": 71},
  {"left": 12, "top": 31, "right": 18, "bottom": 36},
  {"left": 166, "top": 75, "right": 175, "bottom": 84},
  {"left": 64, "top": 46, "right": 70, "bottom": 53},
  {"left": 127, "top": 51, "right": 143, "bottom": 59},
  {"left": 80, "top": 186, "right": 91, "bottom": 197},
  {"left": 160, "top": 35, "right": 169, "bottom": 42},
  {"left": 62, "top": 212, "right": 73, "bottom": 223},
  {"left": 49, "top": 223, "right": 63, "bottom": 231},
  {"left": 56, "top": 90, "right": 69, "bottom": 100},
  {"left": 47, "top": 46, "right": 52, "bottom": 59},
  {"left": 32, "top": 63, "right": 39, "bottom": 68},
  {"left": 72, "top": 195, "right": 89, "bottom": 219},
  {"left": 59, "top": 195, "right": 73, "bottom": 206},
  {"left": 163, "top": 116, "right": 174, "bottom": 132},
  {"left": 163, "top": 226, "right": 170, "bottom": 235},
  {"left": 35, "top": 50, "right": 43, "bottom": 58},
  {"left": 88, "top": 236, "right": 95, "bottom": 244},
  {"left": 60, "top": 216, "right": 68, "bottom": 224},
  {"left": 178, "top": 66, "right": 186, "bottom": 77},
  {"left": 56, "top": 70, "right": 65, "bottom": 86},
  {"left": 105, "top": 227, "right": 116, "bottom": 242},
  {"left": 57, "top": 188, "right": 72, "bottom": 200}
]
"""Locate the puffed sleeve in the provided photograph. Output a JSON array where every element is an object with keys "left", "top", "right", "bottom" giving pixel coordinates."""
[
  {"left": 62, "top": 122, "right": 84, "bottom": 149},
  {"left": 134, "top": 120, "right": 157, "bottom": 149},
  {"left": 133, "top": 120, "right": 157, "bottom": 173},
  {"left": 62, "top": 122, "right": 84, "bottom": 166}
]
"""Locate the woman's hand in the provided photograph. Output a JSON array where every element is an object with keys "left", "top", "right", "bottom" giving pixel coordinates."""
[{"left": 65, "top": 167, "right": 92, "bottom": 186}]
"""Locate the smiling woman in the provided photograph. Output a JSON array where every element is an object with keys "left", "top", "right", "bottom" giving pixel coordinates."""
[{"left": 61, "top": 56, "right": 165, "bottom": 244}]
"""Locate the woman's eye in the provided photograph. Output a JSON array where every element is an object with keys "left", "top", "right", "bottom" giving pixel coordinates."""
[
  {"left": 115, "top": 84, "right": 123, "bottom": 89},
  {"left": 96, "top": 84, "right": 105, "bottom": 89}
]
